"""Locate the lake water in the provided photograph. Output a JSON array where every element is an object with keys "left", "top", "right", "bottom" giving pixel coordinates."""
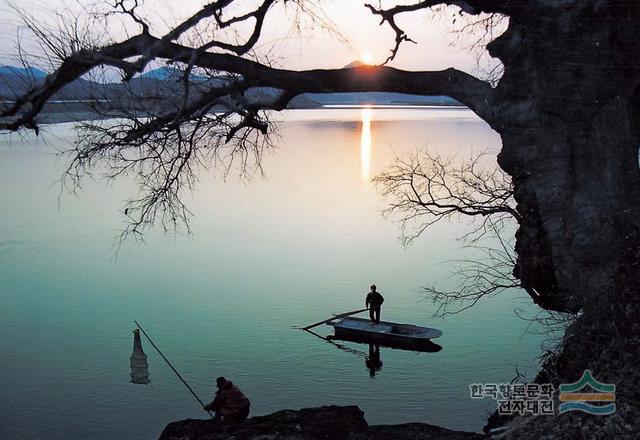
[{"left": 0, "top": 108, "right": 548, "bottom": 439}]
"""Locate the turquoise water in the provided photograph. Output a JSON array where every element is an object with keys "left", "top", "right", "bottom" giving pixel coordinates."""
[{"left": 0, "top": 109, "right": 547, "bottom": 439}]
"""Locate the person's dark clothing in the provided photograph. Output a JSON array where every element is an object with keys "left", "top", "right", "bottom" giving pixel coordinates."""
[
  {"left": 204, "top": 381, "right": 250, "bottom": 423},
  {"left": 365, "top": 291, "right": 384, "bottom": 324},
  {"left": 369, "top": 307, "right": 381, "bottom": 323},
  {"left": 366, "top": 291, "right": 384, "bottom": 308}
]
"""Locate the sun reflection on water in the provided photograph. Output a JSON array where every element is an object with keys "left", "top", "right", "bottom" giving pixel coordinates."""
[{"left": 360, "top": 107, "right": 373, "bottom": 181}]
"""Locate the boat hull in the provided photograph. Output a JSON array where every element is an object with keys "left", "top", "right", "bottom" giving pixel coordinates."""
[{"left": 331, "top": 317, "right": 442, "bottom": 351}]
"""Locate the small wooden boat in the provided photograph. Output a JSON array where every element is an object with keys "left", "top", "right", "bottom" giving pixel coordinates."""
[{"left": 328, "top": 316, "right": 442, "bottom": 351}]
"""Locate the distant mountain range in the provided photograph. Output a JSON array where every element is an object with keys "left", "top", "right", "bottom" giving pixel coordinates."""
[
  {"left": 0, "top": 64, "right": 462, "bottom": 111},
  {"left": 0, "top": 65, "right": 96, "bottom": 101},
  {"left": 0, "top": 66, "right": 48, "bottom": 78}
]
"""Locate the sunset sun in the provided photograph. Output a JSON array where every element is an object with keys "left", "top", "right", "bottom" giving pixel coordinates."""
[{"left": 360, "top": 50, "right": 374, "bottom": 65}]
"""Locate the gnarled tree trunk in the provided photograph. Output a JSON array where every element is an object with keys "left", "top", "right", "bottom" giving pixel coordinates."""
[{"left": 484, "top": 2, "right": 640, "bottom": 314}]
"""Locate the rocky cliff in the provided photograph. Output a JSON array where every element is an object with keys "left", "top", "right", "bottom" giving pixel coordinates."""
[{"left": 480, "top": 1, "right": 640, "bottom": 315}]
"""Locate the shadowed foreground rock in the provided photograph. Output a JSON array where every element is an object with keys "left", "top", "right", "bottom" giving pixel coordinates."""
[{"left": 158, "top": 405, "right": 482, "bottom": 440}]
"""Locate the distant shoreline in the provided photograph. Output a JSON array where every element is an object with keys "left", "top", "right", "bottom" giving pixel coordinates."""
[
  {"left": 2, "top": 100, "right": 469, "bottom": 126},
  {"left": 321, "top": 104, "right": 468, "bottom": 109}
]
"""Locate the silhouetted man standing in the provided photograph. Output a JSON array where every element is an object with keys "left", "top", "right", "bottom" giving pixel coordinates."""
[{"left": 365, "top": 284, "right": 384, "bottom": 324}]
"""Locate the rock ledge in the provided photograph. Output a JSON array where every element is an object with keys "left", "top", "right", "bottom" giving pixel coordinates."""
[{"left": 158, "top": 405, "right": 482, "bottom": 440}]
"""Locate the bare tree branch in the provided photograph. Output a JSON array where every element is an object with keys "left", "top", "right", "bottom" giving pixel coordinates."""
[
  {"left": 0, "top": 0, "right": 502, "bottom": 239},
  {"left": 373, "top": 150, "right": 546, "bottom": 316},
  {"left": 1, "top": 0, "right": 499, "bottom": 132},
  {"left": 0, "top": 35, "right": 497, "bottom": 131},
  {"left": 363, "top": 0, "right": 516, "bottom": 63},
  {"left": 424, "top": 242, "right": 520, "bottom": 316},
  {"left": 374, "top": 150, "right": 519, "bottom": 246},
  {"left": 447, "top": 10, "right": 508, "bottom": 85}
]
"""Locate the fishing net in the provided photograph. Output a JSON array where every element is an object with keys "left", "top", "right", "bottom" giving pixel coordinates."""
[{"left": 130, "top": 329, "right": 151, "bottom": 384}]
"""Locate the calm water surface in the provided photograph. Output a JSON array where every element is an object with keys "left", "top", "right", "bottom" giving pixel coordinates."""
[{"left": 0, "top": 108, "right": 547, "bottom": 439}]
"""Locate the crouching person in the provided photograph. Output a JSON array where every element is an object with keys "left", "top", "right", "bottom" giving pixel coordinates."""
[{"left": 204, "top": 377, "right": 250, "bottom": 423}]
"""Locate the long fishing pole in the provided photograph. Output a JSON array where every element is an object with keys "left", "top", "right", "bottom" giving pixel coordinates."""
[{"left": 134, "top": 320, "right": 214, "bottom": 419}]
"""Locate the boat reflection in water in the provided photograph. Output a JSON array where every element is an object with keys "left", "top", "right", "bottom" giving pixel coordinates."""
[
  {"left": 365, "top": 344, "right": 383, "bottom": 377},
  {"left": 329, "top": 332, "right": 443, "bottom": 353},
  {"left": 304, "top": 319, "right": 442, "bottom": 377},
  {"left": 329, "top": 331, "right": 442, "bottom": 377}
]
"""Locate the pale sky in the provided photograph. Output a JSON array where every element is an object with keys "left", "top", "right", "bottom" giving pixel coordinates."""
[{"left": 0, "top": 0, "right": 504, "bottom": 77}]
